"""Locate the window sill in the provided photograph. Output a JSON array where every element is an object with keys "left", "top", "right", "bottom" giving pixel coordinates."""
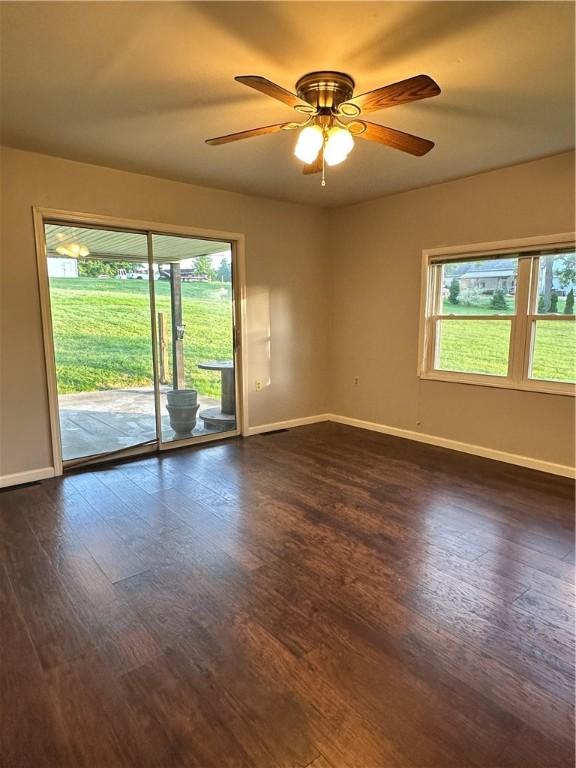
[{"left": 419, "top": 370, "right": 576, "bottom": 397}]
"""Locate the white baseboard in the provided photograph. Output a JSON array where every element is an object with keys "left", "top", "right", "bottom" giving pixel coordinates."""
[
  {"left": 244, "top": 413, "right": 330, "bottom": 437},
  {"left": 0, "top": 466, "right": 55, "bottom": 489},
  {"left": 327, "top": 414, "right": 575, "bottom": 479},
  {"left": 3, "top": 414, "right": 573, "bottom": 485}
]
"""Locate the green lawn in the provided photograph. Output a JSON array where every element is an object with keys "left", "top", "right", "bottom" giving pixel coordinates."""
[
  {"left": 441, "top": 295, "right": 568, "bottom": 316},
  {"left": 530, "top": 321, "right": 576, "bottom": 382},
  {"left": 50, "top": 277, "right": 233, "bottom": 396},
  {"left": 439, "top": 296, "right": 575, "bottom": 381},
  {"left": 50, "top": 280, "right": 575, "bottom": 394}
]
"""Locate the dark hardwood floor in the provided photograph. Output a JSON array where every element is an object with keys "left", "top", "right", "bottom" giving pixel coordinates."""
[{"left": 1, "top": 423, "right": 574, "bottom": 768}]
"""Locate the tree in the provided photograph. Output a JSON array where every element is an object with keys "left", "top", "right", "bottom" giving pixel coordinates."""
[
  {"left": 557, "top": 254, "right": 576, "bottom": 290},
  {"left": 549, "top": 291, "right": 559, "bottom": 313},
  {"left": 193, "top": 254, "right": 215, "bottom": 280},
  {"left": 448, "top": 278, "right": 460, "bottom": 305},
  {"left": 458, "top": 287, "right": 482, "bottom": 307},
  {"left": 541, "top": 255, "right": 554, "bottom": 312},
  {"left": 78, "top": 259, "right": 114, "bottom": 278},
  {"left": 564, "top": 288, "right": 574, "bottom": 315},
  {"left": 217, "top": 258, "right": 232, "bottom": 283},
  {"left": 77, "top": 259, "right": 133, "bottom": 278},
  {"left": 490, "top": 288, "right": 508, "bottom": 311},
  {"left": 111, "top": 261, "right": 135, "bottom": 276},
  {"left": 541, "top": 253, "right": 575, "bottom": 311}
]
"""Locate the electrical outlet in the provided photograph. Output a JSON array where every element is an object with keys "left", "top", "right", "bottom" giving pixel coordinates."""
[
  {"left": 353, "top": 376, "right": 360, "bottom": 386},
  {"left": 255, "top": 380, "right": 263, "bottom": 391}
]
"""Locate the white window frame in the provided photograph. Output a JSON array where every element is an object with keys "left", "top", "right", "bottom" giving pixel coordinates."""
[{"left": 418, "top": 233, "right": 576, "bottom": 397}]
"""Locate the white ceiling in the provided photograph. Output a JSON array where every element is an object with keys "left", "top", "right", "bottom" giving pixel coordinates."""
[{"left": 1, "top": 1, "right": 574, "bottom": 208}]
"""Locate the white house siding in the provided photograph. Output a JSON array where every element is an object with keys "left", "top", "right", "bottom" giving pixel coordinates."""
[{"left": 47, "top": 257, "right": 78, "bottom": 278}]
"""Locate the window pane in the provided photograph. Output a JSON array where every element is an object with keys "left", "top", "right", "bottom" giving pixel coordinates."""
[
  {"left": 436, "top": 320, "right": 511, "bottom": 376},
  {"left": 441, "top": 257, "right": 518, "bottom": 315},
  {"left": 45, "top": 223, "right": 155, "bottom": 462},
  {"left": 530, "top": 321, "right": 576, "bottom": 383},
  {"left": 536, "top": 252, "right": 576, "bottom": 314}
]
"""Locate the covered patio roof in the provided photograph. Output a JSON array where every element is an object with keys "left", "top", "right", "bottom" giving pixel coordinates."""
[{"left": 45, "top": 224, "right": 230, "bottom": 263}]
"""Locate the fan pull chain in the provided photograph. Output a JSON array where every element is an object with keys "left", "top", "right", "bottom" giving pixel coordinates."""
[{"left": 321, "top": 143, "right": 326, "bottom": 187}]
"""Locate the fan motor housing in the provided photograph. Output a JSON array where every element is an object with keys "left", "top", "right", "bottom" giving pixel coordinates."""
[{"left": 295, "top": 71, "right": 355, "bottom": 111}]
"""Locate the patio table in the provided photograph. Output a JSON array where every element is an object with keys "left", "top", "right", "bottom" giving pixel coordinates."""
[{"left": 197, "top": 360, "right": 236, "bottom": 429}]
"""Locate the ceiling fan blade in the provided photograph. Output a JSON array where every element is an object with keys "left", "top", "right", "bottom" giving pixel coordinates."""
[
  {"left": 357, "top": 122, "right": 434, "bottom": 156},
  {"left": 206, "top": 123, "right": 288, "bottom": 145},
  {"left": 302, "top": 153, "right": 323, "bottom": 175},
  {"left": 343, "top": 74, "right": 441, "bottom": 114},
  {"left": 235, "top": 75, "right": 306, "bottom": 108}
]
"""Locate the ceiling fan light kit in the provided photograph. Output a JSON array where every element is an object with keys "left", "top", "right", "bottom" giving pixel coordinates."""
[
  {"left": 206, "top": 70, "right": 441, "bottom": 187},
  {"left": 55, "top": 242, "right": 90, "bottom": 258}
]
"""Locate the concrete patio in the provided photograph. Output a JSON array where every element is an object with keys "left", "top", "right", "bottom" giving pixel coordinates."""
[{"left": 58, "top": 386, "right": 234, "bottom": 461}]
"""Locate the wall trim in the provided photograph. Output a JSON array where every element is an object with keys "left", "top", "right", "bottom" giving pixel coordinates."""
[
  {"left": 327, "top": 414, "right": 575, "bottom": 479},
  {"left": 5, "top": 412, "right": 573, "bottom": 485},
  {"left": 0, "top": 466, "right": 55, "bottom": 489},
  {"left": 246, "top": 412, "right": 574, "bottom": 477},
  {"left": 244, "top": 413, "right": 330, "bottom": 437}
]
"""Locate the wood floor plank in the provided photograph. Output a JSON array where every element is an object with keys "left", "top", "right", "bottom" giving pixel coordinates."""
[
  {"left": 432, "top": 548, "right": 575, "bottom": 605},
  {"left": 256, "top": 557, "right": 564, "bottom": 761},
  {"left": 403, "top": 578, "right": 574, "bottom": 703},
  {"left": 119, "top": 653, "right": 212, "bottom": 768},
  {"left": 255, "top": 536, "right": 574, "bottom": 744},
  {"left": 92, "top": 468, "right": 186, "bottom": 534},
  {"left": 467, "top": 530, "right": 575, "bottom": 581},
  {"left": 493, "top": 723, "right": 576, "bottom": 768},
  {"left": 119, "top": 649, "right": 260, "bottom": 768},
  {"left": 150, "top": 485, "right": 266, "bottom": 570},
  {"left": 513, "top": 587, "right": 575, "bottom": 632},
  {"left": 562, "top": 548, "right": 575, "bottom": 563},
  {"left": 54, "top": 490, "right": 152, "bottom": 583},
  {"left": 1, "top": 423, "right": 574, "bottom": 767},
  {"left": 304, "top": 757, "right": 335, "bottom": 768},
  {"left": 175, "top": 614, "right": 413, "bottom": 768},
  {"left": 0, "top": 489, "right": 48, "bottom": 565},
  {"left": 45, "top": 653, "right": 158, "bottom": 768},
  {"left": 0, "top": 564, "right": 74, "bottom": 767},
  {"left": 4, "top": 545, "right": 94, "bottom": 672}
]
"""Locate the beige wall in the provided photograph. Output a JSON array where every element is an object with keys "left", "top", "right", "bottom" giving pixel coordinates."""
[
  {"left": 0, "top": 147, "right": 329, "bottom": 476},
  {"left": 1, "top": 147, "right": 574, "bottom": 479},
  {"left": 327, "top": 152, "right": 575, "bottom": 468}
]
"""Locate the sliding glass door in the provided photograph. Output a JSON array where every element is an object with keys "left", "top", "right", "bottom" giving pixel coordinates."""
[
  {"left": 43, "top": 221, "right": 238, "bottom": 467},
  {"left": 150, "top": 234, "right": 236, "bottom": 445},
  {"left": 45, "top": 224, "right": 156, "bottom": 463}
]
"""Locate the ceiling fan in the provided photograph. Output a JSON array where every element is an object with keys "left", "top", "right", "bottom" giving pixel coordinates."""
[{"left": 206, "top": 71, "right": 441, "bottom": 185}]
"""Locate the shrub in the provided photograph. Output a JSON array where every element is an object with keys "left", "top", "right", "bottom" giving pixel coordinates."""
[
  {"left": 448, "top": 278, "right": 460, "bottom": 305},
  {"left": 549, "top": 291, "right": 559, "bottom": 313},
  {"left": 564, "top": 288, "right": 574, "bottom": 315},
  {"left": 538, "top": 294, "right": 547, "bottom": 313},
  {"left": 459, "top": 287, "right": 483, "bottom": 307},
  {"left": 490, "top": 289, "right": 508, "bottom": 311}
]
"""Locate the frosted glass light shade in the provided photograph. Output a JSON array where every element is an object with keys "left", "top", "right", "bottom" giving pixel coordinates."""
[
  {"left": 56, "top": 243, "right": 90, "bottom": 258},
  {"left": 294, "top": 125, "right": 324, "bottom": 164},
  {"left": 324, "top": 126, "right": 354, "bottom": 166}
]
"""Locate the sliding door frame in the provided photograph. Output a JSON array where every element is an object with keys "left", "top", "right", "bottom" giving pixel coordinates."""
[{"left": 33, "top": 206, "right": 248, "bottom": 476}]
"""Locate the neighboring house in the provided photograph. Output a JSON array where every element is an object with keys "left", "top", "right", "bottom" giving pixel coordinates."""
[
  {"left": 445, "top": 259, "right": 517, "bottom": 294},
  {"left": 445, "top": 257, "right": 572, "bottom": 295},
  {"left": 47, "top": 257, "right": 78, "bottom": 278}
]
